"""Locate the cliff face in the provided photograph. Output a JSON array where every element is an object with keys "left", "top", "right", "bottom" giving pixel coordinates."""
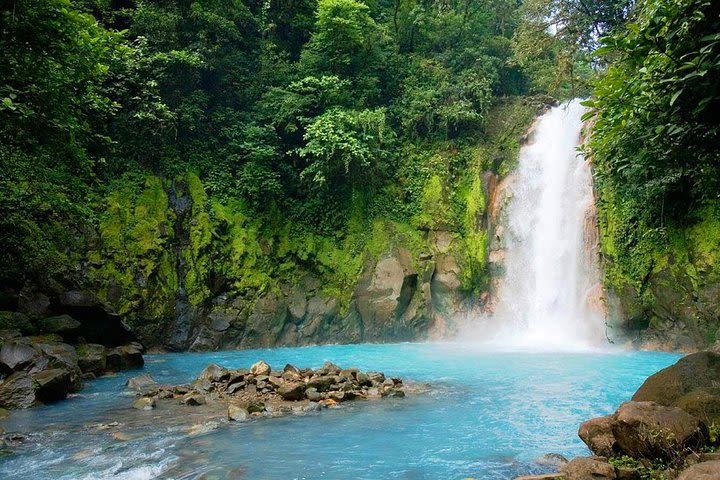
[
  {"left": 76, "top": 173, "right": 477, "bottom": 351},
  {"left": 602, "top": 212, "right": 720, "bottom": 352}
]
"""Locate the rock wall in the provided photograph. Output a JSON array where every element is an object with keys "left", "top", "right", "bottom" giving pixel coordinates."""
[{"left": 169, "top": 240, "right": 467, "bottom": 351}]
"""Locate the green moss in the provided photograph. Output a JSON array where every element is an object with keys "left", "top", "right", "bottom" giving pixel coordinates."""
[{"left": 183, "top": 172, "right": 213, "bottom": 306}]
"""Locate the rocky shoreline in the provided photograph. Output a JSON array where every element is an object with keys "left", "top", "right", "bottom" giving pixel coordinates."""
[
  {"left": 0, "top": 290, "right": 145, "bottom": 411},
  {"left": 126, "top": 360, "right": 425, "bottom": 421},
  {"left": 515, "top": 351, "right": 720, "bottom": 480}
]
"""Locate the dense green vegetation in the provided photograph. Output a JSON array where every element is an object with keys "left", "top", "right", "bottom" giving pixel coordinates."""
[
  {"left": 584, "top": 0, "right": 720, "bottom": 337},
  {"left": 1, "top": 0, "right": 565, "bottom": 327},
  {"left": 2, "top": 0, "right": 716, "bottom": 345}
]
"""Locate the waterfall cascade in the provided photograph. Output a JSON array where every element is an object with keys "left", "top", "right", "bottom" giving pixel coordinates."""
[{"left": 469, "top": 99, "right": 607, "bottom": 350}]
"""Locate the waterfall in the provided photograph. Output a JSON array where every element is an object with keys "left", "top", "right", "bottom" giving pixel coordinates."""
[{"left": 469, "top": 99, "right": 608, "bottom": 351}]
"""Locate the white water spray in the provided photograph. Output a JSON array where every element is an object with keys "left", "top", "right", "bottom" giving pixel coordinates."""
[{"left": 467, "top": 99, "right": 607, "bottom": 351}]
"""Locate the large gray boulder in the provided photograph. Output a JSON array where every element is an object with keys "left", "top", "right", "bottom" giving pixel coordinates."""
[
  {"left": 32, "top": 368, "right": 75, "bottom": 403},
  {"left": 77, "top": 343, "right": 107, "bottom": 376},
  {"left": 0, "top": 342, "right": 38, "bottom": 373},
  {"left": 106, "top": 344, "right": 144, "bottom": 371}
]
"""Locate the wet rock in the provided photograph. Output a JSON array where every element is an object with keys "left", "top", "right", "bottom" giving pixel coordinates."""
[
  {"left": 77, "top": 344, "right": 106, "bottom": 376},
  {"left": 132, "top": 397, "right": 155, "bottom": 410},
  {"left": 612, "top": 401, "right": 706, "bottom": 459},
  {"left": 181, "top": 393, "right": 206, "bottom": 406},
  {"left": 17, "top": 292, "right": 50, "bottom": 319},
  {"left": 305, "top": 387, "right": 321, "bottom": 402},
  {"left": 536, "top": 453, "right": 569, "bottom": 467},
  {"left": 33, "top": 368, "right": 74, "bottom": 403},
  {"left": 317, "top": 361, "right": 341, "bottom": 376},
  {"left": 578, "top": 415, "right": 617, "bottom": 457},
  {"left": 0, "top": 342, "right": 38, "bottom": 373},
  {"left": 126, "top": 373, "right": 157, "bottom": 392},
  {"left": 106, "top": 344, "right": 144, "bottom": 371},
  {"left": 249, "top": 360, "right": 271, "bottom": 376},
  {"left": 307, "top": 375, "right": 338, "bottom": 392},
  {"left": 228, "top": 404, "right": 249, "bottom": 421},
  {"left": 195, "top": 364, "right": 229, "bottom": 385},
  {"left": 559, "top": 457, "right": 616, "bottom": 480},
  {"left": 187, "top": 421, "right": 219, "bottom": 436},
  {"left": 37, "top": 315, "right": 81, "bottom": 334},
  {"left": 36, "top": 342, "right": 78, "bottom": 371},
  {"left": 0, "top": 372, "right": 35, "bottom": 409},
  {"left": 677, "top": 460, "right": 720, "bottom": 480}
]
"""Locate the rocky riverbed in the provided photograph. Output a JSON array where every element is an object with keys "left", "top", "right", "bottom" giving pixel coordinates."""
[
  {"left": 514, "top": 351, "right": 720, "bottom": 480},
  {"left": 126, "top": 360, "right": 427, "bottom": 422}
]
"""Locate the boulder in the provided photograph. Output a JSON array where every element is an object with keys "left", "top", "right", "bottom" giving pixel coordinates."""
[
  {"left": 578, "top": 415, "right": 618, "bottom": 457},
  {"left": 32, "top": 368, "right": 75, "bottom": 403},
  {"left": 249, "top": 360, "right": 271, "bottom": 376},
  {"left": 677, "top": 460, "right": 720, "bottom": 480},
  {"left": 0, "top": 342, "right": 38, "bottom": 373},
  {"left": 0, "top": 372, "right": 35, "bottom": 409},
  {"left": 36, "top": 342, "right": 78, "bottom": 371},
  {"left": 612, "top": 401, "right": 706, "bottom": 459},
  {"left": 633, "top": 351, "right": 720, "bottom": 424},
  {"left": 228, "top": 404, "right": 249, "bottom": 422},
  {"left": 17, "top": 291, "right": 50, "bottom": 319},
  {"left": 195, "top": 364, "right": 229, "bottom": 385},
  {"left": 278, "top": 382, "right": 305, "bottom": 401},
  {"left": 536, "top": 453, "right": 569, "bottom": 467},
  {"left": 307, "top": 375, "right": 338, "bottom": 392},
  {"left": 37, "top": 315, "right": 81, "bottom": 334},
  {"left": 126, "top": 373, "right": 157, "bottom": 392},
  {"left": 305, "top": 387, "right": 321, "bottom": 401},
  {"left": 559, "top": 457, "right": 616, "bottom": 480},
  {"left": 132, "top": 397, "right": 156, "bottom": 410},
  {"left": 77, "top": 344, "right": 106, "bottom": 376},
  {"left": 106, "top": 344, "right": 144, "bottom": 371},
  {"left": 181, "top": 393, "right": 206, "bottom": 406}
]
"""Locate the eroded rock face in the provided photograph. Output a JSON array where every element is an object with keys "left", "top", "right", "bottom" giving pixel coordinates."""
[{"left": 165, "top": 243, "right": 462, "bottom": 351}]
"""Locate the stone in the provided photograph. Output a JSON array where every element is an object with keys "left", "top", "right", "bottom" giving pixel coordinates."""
[
  {"left": 249, "top": 360, "right": 271, "bottom": 376},
  {"left": 612, "top": 401, "right": 706, "bottom": 460},
  {"left": 578, "top": 415, "right": 617, "bottom": 457},
  {"left": 132, "top": 397, "right": 156, "bottom": 410},
  {"left": 181, "top": 393, "right": 206, "bottom": 406},
  {"left": 126, "top": 373, "right": 157, "bottom": 392},
  {"left": 677, "top": 460, "right": 720, "bottom": 480},
  {"left": 305, "top": 387, "right": 321, "bottom": 402},
  {"left": 228, "top": 404, "right": 249, "bottom": 422},
  {"left": 194, "top": 364, "right": 229, "bottom": 385},
  {"left": 317, "top": 361, "right": 341, "bottom": 376},
  {"left": 38, "top": 315, "right": 81, "bottom": 334},
  {"left": 0, "top": 372, "right": 35, "bottom": 409},
  {"left": 106, "top": 344, "right": 144, "bottom": 371},
  {"left": 307, "top": 375, "right": 338, "bottom": 392},
  {"left": 514, "top": 475, "right": 565, "bottom": 480},
  {"left": 368, "top": 372, "right": 386, "bottom": 384},
  {"left": 559, "top": 457, "right": 616, "bottom": 480},
  {"left": 356, "top": 372, "right": 371, "bottom": 387},
  {"left": 0, "top": 342, "right": 38, "bottom": 373},
  {"left": 32, "top": 368, "right": 74, "bottom": 403},
  {"left": 77, "top": 344, "right": 106, "bottom": 376},
  {"left": 536, "top": 453, "right": 569, "bottom": 467},
  {"left": 36, "top": 342, "right": 78, "bottom": 371}
]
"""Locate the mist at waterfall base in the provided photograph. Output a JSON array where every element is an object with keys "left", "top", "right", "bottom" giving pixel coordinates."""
[
  {"left": 0, "top": 344, "right": 680, "bottom": 480},
  {"left": 460, "top": 100, "right": 609, "bottom": 352}
]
